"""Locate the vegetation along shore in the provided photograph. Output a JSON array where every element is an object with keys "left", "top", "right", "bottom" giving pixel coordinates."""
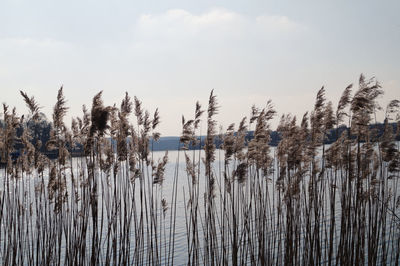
[{"left": 0, "top": 74, "right": 399, "bottom": 265}]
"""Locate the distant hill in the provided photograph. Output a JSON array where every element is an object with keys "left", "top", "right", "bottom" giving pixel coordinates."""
[
  {"left": 150, "top": 122, "right": 399, "bottom": 151},
  {"left": 149, "top": 136, "right": 182, "bottom": 151}
]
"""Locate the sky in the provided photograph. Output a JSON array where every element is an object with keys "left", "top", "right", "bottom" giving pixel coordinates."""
[{"left": 0, "top": 0, "right": 399, "bottom": 136}]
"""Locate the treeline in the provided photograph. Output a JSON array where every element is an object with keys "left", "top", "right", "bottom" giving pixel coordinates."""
[
  {"left": 0, "top": 113, "right": 82, "bottom": 161},
  {"left": 152, "top": 122, "right": 399, "bottom": 150},
  {"left": 1, "top": 116, "right": 399, "bottom": 157}
]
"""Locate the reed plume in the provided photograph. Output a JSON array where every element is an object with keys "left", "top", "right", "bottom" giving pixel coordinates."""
[
  {"left": 52, "top": 86, "right": 68, "bottom": 131},
  {"left": 20, "top": 90, "right": 41, "bottom": 121}
]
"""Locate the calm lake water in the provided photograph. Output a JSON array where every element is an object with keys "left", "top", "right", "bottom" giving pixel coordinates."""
[{"left": 1, "top": 147, "right": 399, "bottom": 265}]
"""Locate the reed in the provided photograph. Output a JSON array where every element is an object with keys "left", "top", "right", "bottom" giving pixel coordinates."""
[{"left": 0, "top": 74, "right": 399, "bottom": 265}]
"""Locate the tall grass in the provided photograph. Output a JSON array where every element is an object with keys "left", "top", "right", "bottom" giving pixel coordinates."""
[{"left": 0, "top": 74, "right": 399, "bottom": 265}]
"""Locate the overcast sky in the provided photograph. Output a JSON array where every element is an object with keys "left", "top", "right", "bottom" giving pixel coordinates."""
[{"left": 1, "top": 0, "right": 399, "bottom": 135}]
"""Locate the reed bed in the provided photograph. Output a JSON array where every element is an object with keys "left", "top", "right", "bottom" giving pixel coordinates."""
[{"left": 0, "top": 74, "right": 399, "bottom": 265}]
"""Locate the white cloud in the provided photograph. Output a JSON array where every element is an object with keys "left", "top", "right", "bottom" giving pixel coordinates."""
[
  {"left": 135, "top": 8, "right": 305, "bottom": 41},
  {"left": 139, "top": 8, "right": 241, "bottom": 29},
  {"left": 255, "top": 15, "right": 306, "bottom": 33},
  {"left": 138, "top": 9, "right": 241, "bottom": 29}
]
